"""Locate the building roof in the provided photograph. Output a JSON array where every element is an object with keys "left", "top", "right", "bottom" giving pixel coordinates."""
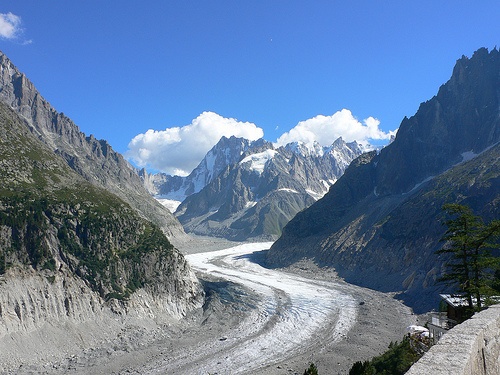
[
  {"left": 439, "top": 294, "right": 471, "bottom": 308},
  {"left": 439, "top": 294, "right": 500, "bottom": 308}
]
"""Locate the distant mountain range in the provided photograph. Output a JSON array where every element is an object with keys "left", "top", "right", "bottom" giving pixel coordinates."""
[
  {"left": 141, "top": 135, "right": 366, "bottom": 240},
  {"left": 267, "top": 47, "right": 500, "bottom": 312}
]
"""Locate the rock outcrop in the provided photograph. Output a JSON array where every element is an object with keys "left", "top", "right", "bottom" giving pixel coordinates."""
[{"left": 268, "top": 48, "right": 500, "bottom": 312}]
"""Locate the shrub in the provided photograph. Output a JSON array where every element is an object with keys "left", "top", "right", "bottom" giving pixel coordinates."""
[
  {"left": 304, "top": 362, "right": 319, "bottom": 375},
  {"left": 348, "top": 336, "right": 422, "bottom": 374}
]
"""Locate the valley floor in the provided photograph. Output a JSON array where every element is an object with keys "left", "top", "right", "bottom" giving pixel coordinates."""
[{"left": 1, "top": 238, "right": 416, "bottom": 375}]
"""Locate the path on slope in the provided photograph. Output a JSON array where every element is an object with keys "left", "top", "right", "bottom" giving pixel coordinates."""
[{"left": 151, "top": 242, "right": 358, "bottom": 374}]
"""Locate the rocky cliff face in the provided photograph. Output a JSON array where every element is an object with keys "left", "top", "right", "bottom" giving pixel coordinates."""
[
  {"left": 0, "top": 100, "right": 203, "bottom": 367},
  {"left": 268, "top": 48, "right": 500, "bottom": 312},
  {"left": 0, "top": 51, "right": 184, "bottom": 238},
  {"left": 375, "top": 47, "right": 500, "bottom": 196},
  {"left": 175, "top": 136, "right": 364, "bottom": 240}
]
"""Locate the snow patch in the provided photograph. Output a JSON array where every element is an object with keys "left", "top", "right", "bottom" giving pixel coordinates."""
[
  {"left": 403, "top": 144, "right": 499, "bottom": 196},
  {"left": 155, "top": 197, "right": 182, "bottom": 213},
  {"left": 204, "top": 150, "right": 216, "bottom": 181},
  {"left": 306, "top": 189, "right": 326, "bottom": 200},
  {"left": 285, "top": 141, "right": 325, "bottom": 157},
  {"left": 245, "top": 201, "right": 257, "bottom": 209},
  {"left": 321, "top": 179, "right": 336, "bottom": 189},
  {"left": 191, "top": 171, "right": 206, "bottom": 194},
  {"left": 240, "top": 150, "right": 278, "bottom": 174},
  {"left": 277, "top": 188, "right": 299, "bottom": 194}
]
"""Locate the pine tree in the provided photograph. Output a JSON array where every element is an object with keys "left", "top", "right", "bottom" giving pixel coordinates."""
[{"left": 437, "top": 204, "right": 500, "bottom": 314}]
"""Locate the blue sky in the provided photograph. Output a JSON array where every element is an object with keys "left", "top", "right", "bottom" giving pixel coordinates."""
[{"left": 0, "top": 1, "right": 498, "bottom": 175}]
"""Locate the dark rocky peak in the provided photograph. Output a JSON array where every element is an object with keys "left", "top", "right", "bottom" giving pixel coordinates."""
[
  {"left": 214, "top": 135, "right": 249, "bottom": 152},
  {"left": 142, "top": 136, "right": 263, "bottom": 199},
  {"left": 0, "top": 51, "right": 111, "bottom": 156},
  {"left": 210, "top": 135, "right": 271, "bottom": 157},
  {"left": 268, "top": 48, "right": 500, "bottom": 312},
  {"left": 374, "top": 47, "right": 500, "bottom": 196},
  {"left": 138, "top": 167, "right": 148, "bottom": 179},
  {"left": 449, "top": 47, "right": 499, "bottom": 88},
  {"left": 203, "top": 135, "right": 251, "bottom": 167},
  {"left": 249, "top": 137, "right": 272, "bottom": 149},
  {"left": 325, "top": 137, "right": 364, "bottom": 158},
  {"left": 184, "top": 136, "right": 252, "bottom": 194}
]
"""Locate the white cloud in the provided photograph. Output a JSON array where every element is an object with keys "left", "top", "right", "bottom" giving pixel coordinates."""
[
  {"left": 127, "top": 111, "right": 264, "bottom": 176},
  {"left": 0, "top": 13, "right": 22, "bottom": 39},
  {"left": 128, "top": 108, "right": 397, "bottom": 176},
  {"left": 0, "top": 12, "right": 31, "bottom": 44},
  {"left": 275, "top": 109, "right": 396, "bottom": 148}
]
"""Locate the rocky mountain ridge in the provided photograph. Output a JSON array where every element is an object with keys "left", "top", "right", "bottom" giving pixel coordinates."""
[
  {"left": 0, "top": 74, "right": 203, "bottom": 370},
  {"left": 0, "top": 51, "right": 184, "bottom": 238},
  {"left": 0, "top": 100, "right": 203, "bottom": 317},
  {"left": 267, "top": 47, "right": 500, "bottom": 312},
  {"left": 142, "top": 136, "right": 257, "bottom": 198},
  {"left": 173, "top": 135, "right": 364, "bottom": 240},
  {"left": 139, "top": 136, "right": 261, "bottom": 213}
]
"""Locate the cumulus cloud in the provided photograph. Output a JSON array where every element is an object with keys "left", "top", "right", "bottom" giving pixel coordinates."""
[
  {"left": 275, "top": 109, "right": 396, "bottom": 148},
  {"left": 127, "top": 111, "right": 264, "bottom": 176},
  {"left": 0, "top": 13, "right": 22, "bottom": 39},
  {"left": 128, "top": 109, "right": 397, "bottom": 176},
  {"left": 0, "top": 12, "right": 31, "bottom": 44}
]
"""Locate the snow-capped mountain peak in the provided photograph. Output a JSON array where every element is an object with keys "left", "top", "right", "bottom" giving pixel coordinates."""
[
  {"left": 240, "top": 149, "right": 278, "bottom": 174},
  {"left": 173, "top": 134, "right": 366, "bottom": 240},
  {"left": 142, "top": 135, "right": 366, "bottom": 220},
  {"left": 193, "top": 135, "right": 252, "bottom": 189},
  {"left": 284, "top": 140, "right": 324, "bottom": 157}
]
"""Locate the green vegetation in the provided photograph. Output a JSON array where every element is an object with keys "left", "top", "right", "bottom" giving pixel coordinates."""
[
  {"left": 303, "top": 362, "right": 319, "bottom": 375},
  {"left": 0, "top": 99, "right": 177, "bottom": 303},
  {"left": 304, "top": 336, "right": 424, "bottom": 375},
  {"left": 0, "top": 194, "right": 51, "bottom": 270},
  {"left": 0, "top": 187, "right": 174, "bottom": 300},
  {"left": 348, "top": 336, "right": 422, "bottom": 375},
  {"left": 437, "top": 203, "right": 500, "bottom": 317}
]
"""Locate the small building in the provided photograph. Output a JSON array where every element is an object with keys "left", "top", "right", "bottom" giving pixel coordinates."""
[
  {"left": 427, "top": 294, "right": 500, "bottom": 344},
  {"left": 427, "top": 294, "right": 465, "bottom": 343},
  {"left": 439, "top": 294, "right": 472, "bottom": 322}
]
